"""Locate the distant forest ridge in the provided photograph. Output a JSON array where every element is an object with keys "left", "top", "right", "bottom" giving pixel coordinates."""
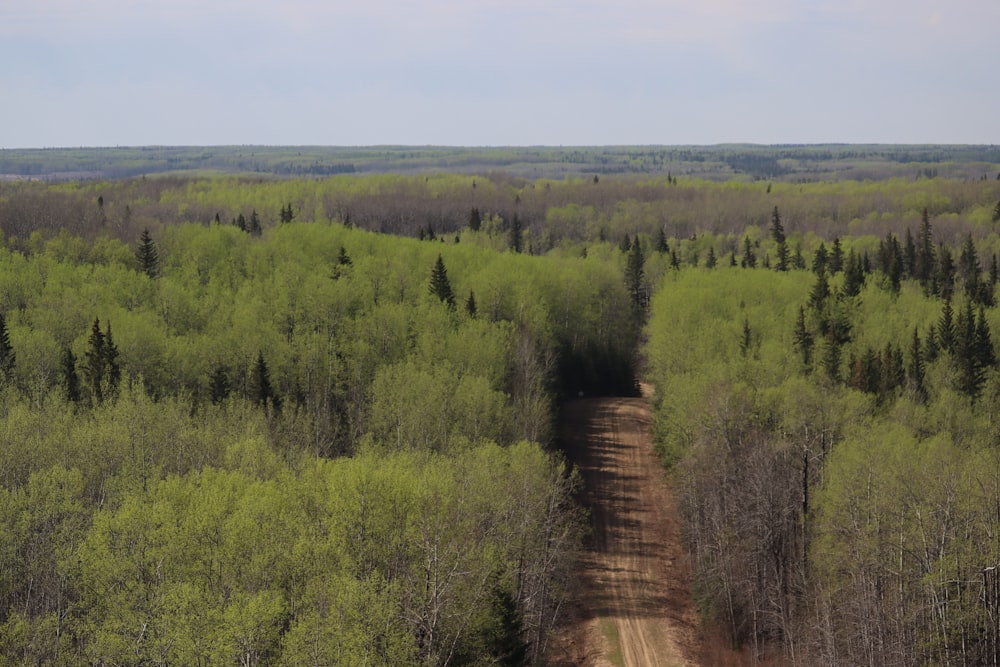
[{"left": 2, "top": 144, "right": 999, "bottom": 182}]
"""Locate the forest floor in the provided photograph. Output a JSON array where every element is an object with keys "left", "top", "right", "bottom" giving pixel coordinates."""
[{"left": 546, "top": 388, "right": 703, "bottom": 666}]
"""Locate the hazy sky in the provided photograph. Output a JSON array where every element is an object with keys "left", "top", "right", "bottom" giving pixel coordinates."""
[{"left": 2, "top": 0, "right": 997, "bottom": 148}]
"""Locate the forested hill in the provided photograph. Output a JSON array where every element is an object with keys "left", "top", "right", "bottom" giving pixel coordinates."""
[{"left": 2, "top": 143, "right": 999, "bottom": 181}]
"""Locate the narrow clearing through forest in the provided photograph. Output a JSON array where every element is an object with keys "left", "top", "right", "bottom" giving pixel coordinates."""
[{"left": 547, "top": 392, "right": 700, "bottom": 667}]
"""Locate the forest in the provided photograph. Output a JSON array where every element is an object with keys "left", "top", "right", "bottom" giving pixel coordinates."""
[{"left": 0, "top": 147, "right": 999, "bottom": 665}]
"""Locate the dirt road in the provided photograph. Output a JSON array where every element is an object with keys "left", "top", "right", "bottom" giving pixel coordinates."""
[{"left": 547, "top": 394, "right": 700, "bottom": 667}]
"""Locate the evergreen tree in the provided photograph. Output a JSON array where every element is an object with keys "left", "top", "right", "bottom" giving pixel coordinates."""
[
  {"left": 469, "top": 207, "right": 482, "bottom": 231},
  {"left": 958, "top": 234, "right": 982, "bottom": 301},
  {"left": 669, "top": 249, "right": 681, "bottom": 269},
  {"left": 209, "top": 364, "right": 231, "bottom": 404},
  {"left": 936, "top": 243, "right": 956, "bottom": 300},
  {"left": 993, "top": 199, "right": 1000, "bottom": 223},
  {"left": 914, "top": 208, "right": 935, "bottom": 285},
  {"left": 250, "top": 351, "right": 278, "bottom": 410},
  {"left": 135, "top": 228, "right": 159, "bottom": 279},
  {"left": 236, "top": 213, "right": 248, "bottom": 232},
  {"left": 809, "top": 267, "right": 830, "bottom": 311},
  {"left": 509, "top": 214, "right": 523, "bottom": 253},
  {"left": 465, "top": 290, "right": 478, "bottom": 318},
  {"left": 83, "top": 318, "right": 107, "bottom": 404},
  {"left": 771, "top": 206, "right": 789, "bottom": 271},
  {"left": 842, "top": 250, "right": 865, "bottom": 297},
  {"left": 812, "top": 243, "right": 828, "bottom": 275},
  {"left": 729, "top": 251, "right": 738, "bottom": 267},
  {"left": 739, "top": 318, "right": 754, "bottom": 358},
  {"left": 975, "top": 306, "right": 997, "bottom": 369},
  {"left": 60, "top": 347, "right": 81, "bottom": 404},
  {"left": 936, "top": 299, "right": 956, "bottom": 354},
  {"left": 829, "top": 237, "right": 844, "bottom": 274},
  {"left": 822, "top": 335, "right": 841, "bottom": 383},
  {"left": 792, "top": 306, "right": 814, "bottom": 369},
  {"left": 907, "top": 328, "right": 927, "bottom": 402},
  {"left": 705, "top": 246, "right": 717, "bottom": 269},
  {"left": 105, "top": 321, "right": 121, "bottom": 398},
  {"left": 903, "top": 227, "right": 917, "bottom": 277},
  {"left": 333, "top": 245, "right": 353, "bottom": 280},
  {"left": 741, "top": 235, "right": 757, "bottom": 268},
  {"left": 280, "top": 202, "right": 295, "bottom": 223},
  {"left": 655, "top": 227, "right": 669, "bottom": 254},
  {"left": 0, "top": 311, "right": 14, "bottom": 386},
  {"left": 619, "top": 234, "right": 632, "bottom": 253},
  {"left": 429, "top": 254, "right": 456, "bottom": 308},
  {"left": 624, "top": 239, "right": 646, "bottom": 312},
  {"left": 249, "top": 209, "right": 262, "bottom": 236}
]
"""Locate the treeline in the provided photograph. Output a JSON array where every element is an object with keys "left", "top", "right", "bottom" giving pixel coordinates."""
[
  {"left": 2, "top": 170, "right": 999, "bottom": 258},
  {"left": 646, "top": 209, "right": 1000, "bottom": 665},
  {"left": 0, "top": 217, "right": 646, "bottom": 664}
]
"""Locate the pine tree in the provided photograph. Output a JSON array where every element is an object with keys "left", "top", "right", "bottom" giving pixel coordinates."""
[
  {"left": 469, "top": 207, "right": 482, "bottom": 231},
  {"left": 936, "top": 243, "right": 956, "bottom": 300},
  {"left": 429, "top": 254, "right": 456, "bottom": 308},
  {"left": 509, "top": 214, "right": 523, "bottom": 253},
  {"left": 936, "top": 299, "right": 956, "bottom": 354},
  {"left": 903, "top": 227, "right": 917, "bottom": 277},
  {"left": 829, "top": 237, "right": 844, "bottom": 274},
  {"left": 771, "top": 206, "right": 789, "bottom": 271},
  {"left": 236, "top": 213, "right": 248, "bottom": 232},
  {"left": 135, "top": 228, "right": 159, "bottom": 278},
  {"left": 105, "top": 321, "right": 120, "bottom": 398},
  {"left": 958, "top": 234, "right": 982, "bottom": 302},
  {"left": 655, "top": 227, "right": 669, "bottom": 254},
  {"left": 83, "top": 318, "right": 107, "bottom": 404},
  {"left": 741, "top": 235, "right": 757, "bottom": 268},
  {"left": 792, "top": 306, "right": 814, "bottom": 369},
  {"left": 739, "top": 318, "right": 753, "bottom": 358},
  {"left": 250, "top": 351, "right": 278, "bottom": 409},
  {"left": 809, "top": 267, "right": 830, "bottom": 311},
  {"left": 249, "top": 209, "right": 262, "bottom": 236},
  {"left": 61, "top": 348, "right": 81, "bottom": 404},
  {"left": 0, "top": 311, "right": 14, "bottom": 386},
  {"left": 705, "top": 246, "right": 717, "bottom": 269},
  {"left": 465, "top": 290, "right": 478, "bottom": 318},
  {"left": 842, "top": 250, "right": 865, "bottom": 297},
  {"left": 209, "top": 364, "right": 231, "bottom": 404},
  {"left": 915, "top": 208, "right": 935, "bottom": 285},
  {"left": 907, "top": 328, "right": 927, "bottom": 402},
  {"left": 279, "top": 202, "right": 295, "bottom": 223},
  {"left": 625, "top": 239, "right": 646, "bottom": 312},
  {"left": 812, "top": 243, "right": 828, "bottom": 275}
]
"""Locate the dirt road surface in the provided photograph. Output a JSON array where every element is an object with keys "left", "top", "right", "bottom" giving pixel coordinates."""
[{"left": 547, "top": 394, "right": 701, "bottom": 667}]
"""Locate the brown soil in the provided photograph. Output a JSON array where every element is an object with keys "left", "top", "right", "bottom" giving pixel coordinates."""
[{"left": 546, "top": 391, "right": 702, "bottom": 667}]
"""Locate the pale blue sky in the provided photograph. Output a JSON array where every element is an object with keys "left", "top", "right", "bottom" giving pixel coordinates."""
[{"left": 2, "top": 0, "right": 997, "bottom": 148}]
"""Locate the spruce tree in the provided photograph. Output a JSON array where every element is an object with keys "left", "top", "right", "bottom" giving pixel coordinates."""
[
  {"left": 915, "top": 208, "right": 935, "bottom": 285},
  {"left": 792, "top": 306, "right": 814, "bottom": 368},
  {"left": 61, "top": 348, "right": 81, "bottom": 404},
  {"left": 429, "top": 254, "right": 456, "bottom": 308},
  {"left": 136, "top": 228, "right": 159, "bottom": 278},
  {"left": 993, "top": 199, "right": 1000, "bottom": 223},
  {"left": 509, "top": 214, "right": 523, "bottom": 253},
  {"left": 655, "top": 227, "right": 669, "bottom": 254},
  {"left": 0, "top": 311, "right": 14, "bottom": 386},
  {"left": 907, "top": 328, "right": 927, "bottom": 403},
  {"left": 625, "top": 239, "right": 646, "bottom": 312},
  {"left": 83, "top": 318, "right": 107, "bottom": 404},
  {"left": 468, "top": 207, "right": 482, "bottom": 231},
  {"left": 705, "top": 246, "right": 717, "bottom": 269},
  {"left": 249, "top": 209, "right": 262, "bottom": 236},
  {"left": 465, "top": 290, "right": 478, "bottom": 318},
  {"left": 809, "top": 267, "right": 830, "bottom": 311},
  {"left": 812, "top": 243, "right": 828, "bottom": 275},
  {"left": 105, "top": 321, "right": 120, "bottom": 397},
  {"left": 771, "top": 206, "right": 789, "bottom": 271},
  {"left": 250, "top": 351, "right": 277, "bottom": 409},
  {"left": 829, "top": 237, "right": 844, "bottom": 274},
  {"left": 209, "top": 364, "right": 231, "bottom": 404},
  {"left": 741, "top": 235, "right": 757, "bottom": 268},
  {"left": 936, "top": 299, "right": 956, "bottom": 355}
]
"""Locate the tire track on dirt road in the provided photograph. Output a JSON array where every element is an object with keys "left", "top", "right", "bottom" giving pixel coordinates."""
[{"left": 547, "top": 393, "right": 700, "bottom": 667}]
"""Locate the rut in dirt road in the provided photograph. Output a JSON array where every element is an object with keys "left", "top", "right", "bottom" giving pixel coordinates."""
[{"left": 550, "top": 395, "right": 700, "bottom": 667}]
